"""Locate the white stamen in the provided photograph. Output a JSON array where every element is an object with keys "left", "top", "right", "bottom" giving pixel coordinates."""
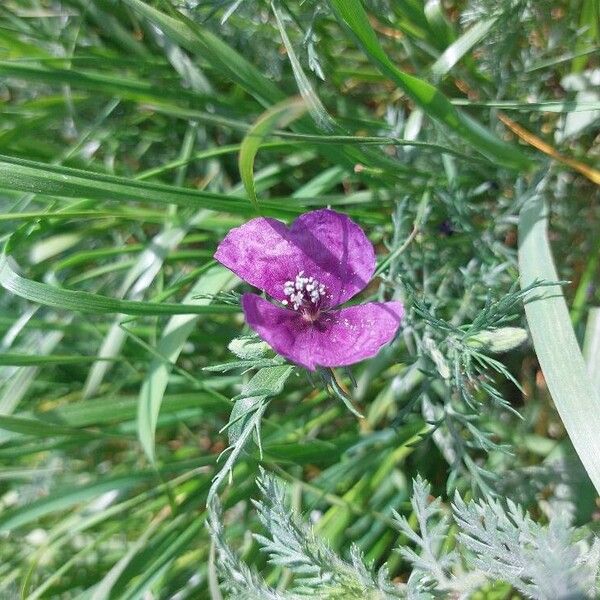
[{"left": 282, "top": 271, "right": 327, "bottom": 310}]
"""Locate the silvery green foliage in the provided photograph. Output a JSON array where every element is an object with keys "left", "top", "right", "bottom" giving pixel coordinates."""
[
  {"left": 209, "top": 471, "right": 600, "bottom": 600},
  {"left": 204, "top": 333, "right": 284, "bottom": 372},
  {"left": 303, "top": 2, "right": 326, "bottom": 80},
  {"left": 210, "top": 473, "right": 600, "bottom": 599},
  {"left": 207, "top": 496, "right": 287, "bottom": 600},
  {"left": 393, "top": 476, "right": 483, "bottom": 598},
  {"left": 397, "top": 476, "right": 600, "bottom": 599},
  {"left": 252, "top": 469, "right": 405, "bottom": 599},
  {"left": 453, "top": 493, "right": 600, "bottom": 600},
  {"left": 461, "top": 0, "right": 555, "bottom": 79},
  {"left": 208, "top": 365, "right": 294, "bottom": 501},
  {"left": 409, "top": 283, "right": 542, "bottom": 491},
  {"left": 462, "top": 0, "right": 529, "bottom": 26}
]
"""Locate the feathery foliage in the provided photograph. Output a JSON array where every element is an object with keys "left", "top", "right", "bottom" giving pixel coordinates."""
[{"left": 210, "top": 473, "right": 600, "bottom": 599}]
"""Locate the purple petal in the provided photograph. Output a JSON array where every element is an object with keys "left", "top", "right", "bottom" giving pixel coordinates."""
[
  {"left": 242, "top": 293, "right": 403, "bottom": 371},
  {"left": 214, "top": 217, "right": 301, "bottom": 302},
  {"left": 312, "top": 301, "right": 404, "bottom": 368},
  {"left": 241, "top": 293, "right": 318, "bottom": 369},
  {"left": 290, "top": 209, "right": 375, "bottom": 306},
  {"left": 215, "top": 209, "right": 375, "bottom": 307}
]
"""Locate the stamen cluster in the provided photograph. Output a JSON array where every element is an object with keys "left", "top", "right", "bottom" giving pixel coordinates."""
[{"left": 282, "top": 271, "right": 326, "bottom": 310}]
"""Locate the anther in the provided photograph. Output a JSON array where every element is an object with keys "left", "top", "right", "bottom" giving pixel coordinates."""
[{"left": 282, "top": 272, "right": 327, "bottom": 310}]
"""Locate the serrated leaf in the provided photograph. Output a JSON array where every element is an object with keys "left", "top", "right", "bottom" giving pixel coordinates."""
[
  {"left": 203, "top": 358, "right": 283, "bottom": 373},
  {"left": 208, "top": 365, "right": 293, "bottom": 501}
]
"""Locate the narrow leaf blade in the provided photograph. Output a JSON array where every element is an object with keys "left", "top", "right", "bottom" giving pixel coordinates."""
[{"left": 519, "top": 192, "right": 600, "bottom": 494}]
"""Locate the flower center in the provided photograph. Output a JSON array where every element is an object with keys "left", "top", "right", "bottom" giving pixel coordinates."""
[{"left": 281, "top": 271, "right": 326, "bottom": 312}]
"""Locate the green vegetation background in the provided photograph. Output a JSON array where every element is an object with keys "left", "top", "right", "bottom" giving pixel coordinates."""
[{"left": 0, "top": 0, "right": 598, "bottom": 598}]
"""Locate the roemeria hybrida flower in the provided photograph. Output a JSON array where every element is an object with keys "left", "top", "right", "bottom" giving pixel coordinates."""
[{"left": 215, "top": 209, "right": 404, "bottom": 371}]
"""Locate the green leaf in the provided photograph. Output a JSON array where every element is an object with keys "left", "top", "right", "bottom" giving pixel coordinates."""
[
  {"left": 572, "top": 0, "right": 600, "bottom": 72},
  {"left": 240, "top": 365, "right": 294, "bottom": 398},
  {"left": 0, "top": 154, "right": 300, "bottom": 218},
  {"left": 208, "top": 398, "right": 267, "bottom": 504},
  {"left": 583, "top": 308, "right": 600, "bottom": 396},
  {"left": 226, "top": 365, "right": 295, "bottom": 448},
  {"left": 239, "top": 97, "right": 306, "bottom": 212},
  {"left": 138, "top": 265, "right": 235, "bottom": 463},
  {"left": 39, "top": 393, "right": 228, "bottom": 429},
  {"left": 450, "top": 99, "right": 600, "bottom": 112},
  {"left": 121, "top": 0, "right": 284, "bottom": 107},
  {"left": 272, "top": 2, "right": 333, "bottom": 130},
  {"left": 430, "top": 18, "right": 498, "bottom": 79},
  {"left": 328, "top": 0, "right": 533, "bottom": 170},
  {"left": 83, "top": 211, "right": 211, "bottom": 399},
  {"left": 0, "top": 327, "right": 66, "bottom": 416},
  {"left": 208, "top": 365, "right": 294, "bottom": 501},
  {"left": 121, "top": 0, "right": 430, "bottom": 183},
  {"left": 263, "top": 440, "right": 340, "bottom": 464},
  {"left": 89, "top": 514, "right": 165, "bottom": 600},
  {"left": 519, "top": 191, "right": 600, "bottom": 494},
  {"left": 0, "top": 414, "right": 103, "bottom": 439},
  {"left": 0, "top": 253, "right": 239, "bottom": 316},
  {"left": 227, "top": 336, "right": 271, "bottom": 360},
  {"left": 0, "top": 473, "right": 153, "bottom": 532},
  {"left": 0, "top": 353, "right": 116, "bottom": 366},
  {"left": 116, "top": 519, "right": 203, "bottom": 600},
  {"left": 0, "top": 60, "right": 213, "bottom": 107},
  {"left": 423, "top": 0, "right": 454, "bottom": 47},
  {"left": 467, "top": 327, "right": 529, "bottom": 353}
]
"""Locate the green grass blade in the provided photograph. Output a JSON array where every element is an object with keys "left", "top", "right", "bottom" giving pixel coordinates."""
[
  {"left": 90, "top": 515, "right": 164, "bottom": 600},
  {"left": 0, "top": 473, "right": 154, "bottom": 532},
  {"left": 519, "top": 191, "right": 600, "bottom": 494},
  {"left": 83, "top": 215, "right": 204, "bottom": 398},
  {"left": 121, "top": 0, "right": 283, "bottom": 106},
  {"left": 583, "top": 308, "right": 600, "bottom": 396},
  {"left": 450, "top": 99, "right": 600, "bottom": 112},
  {"left": 0, "top": 61, "right": 213, "bottom": 106},
  {"left": 0, "top": 414, "right": 104, "bottom": 439},
  {"left": 29, "top": 393, "right": 227, "bottom": 430},
  {"left": 239, "top": 97, "right": 306, "bottom": 212},
  {"left": 328, "top": 0, "right": 533, "bottom": 169},
  {"left": 0, "top": 254, "right": 239, "bottom": 316},
  {"left": 138, "top": 265, "right": 235, "bottom": 463},
  {"left": 0, "top": 154, "right": 301, "bottom": 217},
  {"left": 572, "top": 0, "right": 600, "bottom": 72},
  {"left": 430, "top": 17, "right": 497, "bottom": 79},
  {"left": 0, "top": 354, "right": 116, "bottom": 366},
  {"left": 0, "top": 328, "right": 66, "bottom": 415}
]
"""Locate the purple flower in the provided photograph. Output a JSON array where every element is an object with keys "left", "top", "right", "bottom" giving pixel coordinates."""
[{"left": 215, "top": 208, "right": 404, "bottom": 371}]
